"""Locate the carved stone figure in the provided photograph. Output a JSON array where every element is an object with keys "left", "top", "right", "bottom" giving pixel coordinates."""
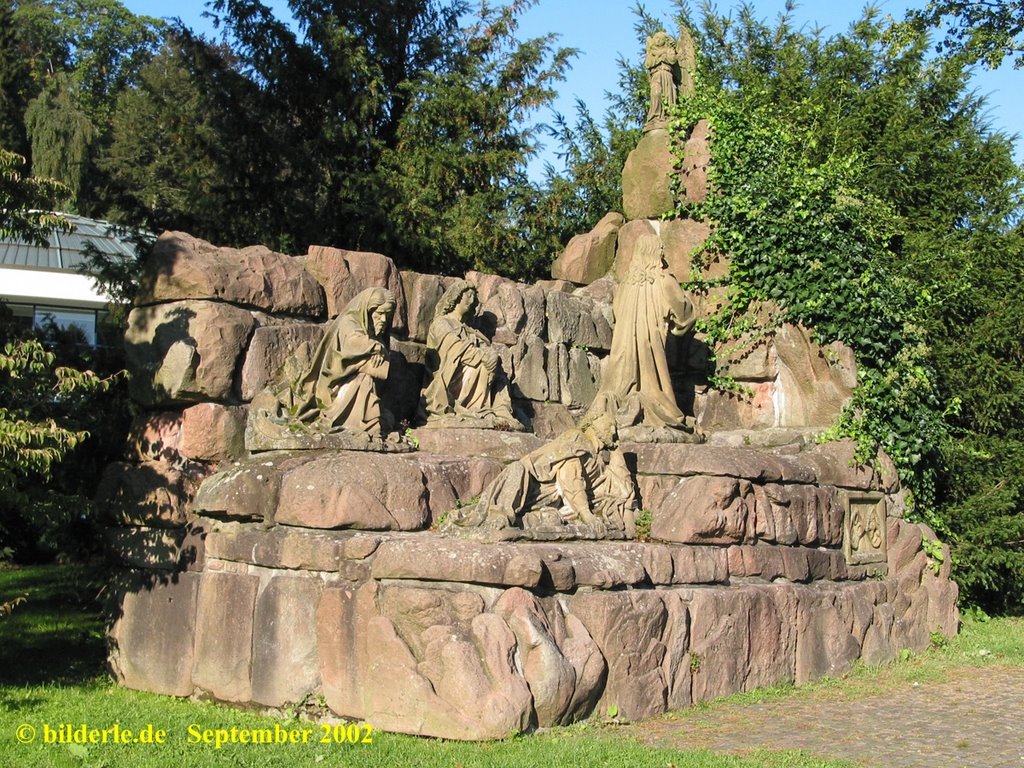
[
  {"left": 444, "top": 413, "right": 638, "bottom": 540},
  {"left": 420, "top": 280, "right": 522, "bottom": 430},
  {"left": 590, "top": 234, "right": 698, "bottom": 441},
  {"left": 246, "top": 287, "right": 411, "bottom": 451},
  {"left": 644, "top": 31, "right": 679, "bottom": 131}
]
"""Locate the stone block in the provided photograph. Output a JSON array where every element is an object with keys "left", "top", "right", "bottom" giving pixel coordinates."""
[
  {"left": 523, "top": 401, "right": 577, "bottom": 439},
  {"left": 546, "top": 291, "right": 613, "bottom": 351},
  {"left": 558, "top": 345, "right": 601, "bottom": 407},
  {"left": 551, "top": 212, "right": 624, "bottom": 284},
  {"left": 240, "top": 323, "right": 324, "bottom": 401},
  {"left": 570, "top": 590, "right": 670, "bottom": 720},
  {"left": 688, "top": 585, "right": 798, "bottom": 702},
  {"left": 136, "top": 231, "right": 325, "bottom": 315},
  {"left": 108, "top": 570, "right": 200, "bottom": 696},
  {"left": 510, "top": 334, "right": 549, "bottom": 401},
  {"left": 775, "top": 324, "right": 856, "bottom": 427},
  {"left": 104, "top": 526, "right": 197, "bottom": 570},
  {"left": 660, "top": 217, "right": 714, "bottom": 282},
  {"left": 251, "top": 576, "right": 322, "bottom": 707},
  {"left": 410, "top": 428, "right": 545, "bottom": 462},
  {"left": 678, "top": 119, "right": 711, "bottom": 204},
  {"left": 695, "top": 383, "right": 777, "bottom": 431},
  {"left": 179, "top": 403, "right": 247, "bottom": 462},
  {"left": 372, "top": 538, "right": 543, "bottom": 587},
  {"left": 801, "top": 440, "right": 899, "bottom": 492},
  {"left": 613, "top": 219, "right": 657, "bottom": 281},
  {"left": 651, "top": 476, "right": 751, "bottom": 545},
  {"left": 125, "top": 412, "right": 183, "bottom": 463},
  {"left": 97, "top": 459, "right": 210, "bottom": 528},
  {"left": 125, "top": 300, "right": 256, "bottom": 406},
  {"left": 192, "top": 452, "right": 316, "bottom": 522},
  {"left": 671, "top": 545, "right": 730, "bottom": 584},
  {"left": 628, "top": 442, "right": 817, "bottom": 484},
  {"left": 412, "top": 455, "right": 504, "bottom": 522},
  {"left": 400, "top": 271, "right": 456, "bottom": 342},
  {"left": 318, "top": 582, "right": 533, "bottom": 740},
  {"left": 495, "top": 589, "right": 605, "bottom": 726},
  {"left": 203, "top": 524, "right": 379, "bottom": 575},
  {"left": 622, "top": 129, "right": 676, "bottom": 220},
  {"left": 304, "top": 245, "right": 407, "bottom": 332},
  {"left": 794, "top": 589, "right": 861, "bottom": 684},
  {"left": 276, "top": 452, "right": 429, "bottom": 531},
  {"left": 192, "top": 571, "right": 259, "bottom": 702}
]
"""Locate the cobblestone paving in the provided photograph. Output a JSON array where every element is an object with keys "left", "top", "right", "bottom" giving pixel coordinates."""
[{"left": 631, "top": 666, "right": 1024, "bottom": 768}]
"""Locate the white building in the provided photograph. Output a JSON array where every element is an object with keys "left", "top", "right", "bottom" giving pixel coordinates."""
[{"left": 0, "top": 214, "right": 139, "bottom": 346}]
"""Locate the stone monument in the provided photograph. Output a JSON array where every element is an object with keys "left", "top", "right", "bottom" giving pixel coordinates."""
[{"left": 100, "top": 33, "right": 959, "bottom": 743}]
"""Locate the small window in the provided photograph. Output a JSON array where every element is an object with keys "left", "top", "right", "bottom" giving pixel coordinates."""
[{"left": 34, "top": 306, "right": 97, "bottom": 346}]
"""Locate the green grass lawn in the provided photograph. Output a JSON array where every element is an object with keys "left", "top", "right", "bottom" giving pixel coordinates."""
[{"left": 2, "top": 563, "right": 1020, "bottom": 768}]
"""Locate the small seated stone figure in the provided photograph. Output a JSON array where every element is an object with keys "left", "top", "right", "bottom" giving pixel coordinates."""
[
  {"left": 420, "top": 279, "right": 522, "bottom": 430},
  {"left": 247, "top": 287, "right": 410, "bottom": 451},
  {"left": 444, "top": 413, "right": 638, "bottom": 540},
  {"left": 589, "top": 234, "right": 701, "bottom": 443}
]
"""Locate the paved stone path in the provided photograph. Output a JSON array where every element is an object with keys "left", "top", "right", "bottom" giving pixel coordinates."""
[{"left": 627, "top": 665, "right": 1024, "bottom": 768}]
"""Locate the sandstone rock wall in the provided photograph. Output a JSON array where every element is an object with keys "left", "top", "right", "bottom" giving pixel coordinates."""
[{"left": 106, "top": 434, "right": 959, "bottom": 740}]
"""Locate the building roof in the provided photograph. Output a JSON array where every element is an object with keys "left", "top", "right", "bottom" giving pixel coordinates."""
[{"left": 0, "top": 213, "right": 141, "bottom": 272}]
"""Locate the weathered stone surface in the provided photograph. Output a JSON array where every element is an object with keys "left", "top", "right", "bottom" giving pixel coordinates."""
[
  {"left": 318, "top": 582, "right": 533, "bottom": 740},
  {"left": 204, "top": 524, "right": 379, "bottom": 575},
  {"left": 678, "top": 119, "right": 711, "bottom": 204},
  {"left": 400, "top": 271, "right": 456, "bottom": 342},
  {"left": 775, "top": 324, "right": 856, "bottom": 427},
  {"left": 125, "top": 300, "right": 256, "bottom": 405},
  {"left": 695, "top": 383, "right": 777, "bottom": 431},
  {"left": 97, "top": 459, "right": 210, "bottom": 527},
  {"left": 801, "top": 439, "right": 899, "bottom": 492},
  {"left": 240, "top": 324, "right": 324, "bottom": 401},
  {"left": 276, "top": 453, "right": 429, "bottom": 531},
  {"left": 178, "top": 403, "right": 247, "bottom": 462},
  {"left": 304, "top": 245, "right": 407, "bottom": 332},
  {"left": 495, "top": 589, "right": 605, "bottom": 726},
  {"left": 551, "top": 212, "right": 624, "bottom": 284},
  {"left": 570, "top": 591, "right": 670, "bottom": 720},
  {"left": 251, "top": 576, "right": 322, "bottom": 707},
  {"left": 506, "top": 333, "right": 546, "bottom": 401},
  {"left": 523, "top": 401, "right": 577, "bottom": 439},
  {"left": 410, "top": 428, "right": 545, "bottom": 462},
  {"left": 546, "top": 291, "right": 613, "bottom": 350},
  {"left": 688, "top": 585, "right": 798, "bottom": 702},
  {"left": 105, "top": 526, "right": 190, "bottom": 570},
  {"left": 413, "top": 455, "right": 505, "bottom": 522},
  {"left": 192, "top": 571, "right": 259, "bottom": 702},
  {"left": 108, "top": 570, "right": 200, "bottom": 696},
  {"left": 125, "top": 412, "right": 183, "bottom": 463},
  {"left": 660, "top": 217, "right": 714, "bottom": 282},
  {"left": 670, "top": 545, "right": 730, "bottom": 584},
  {"left": 192, "top": 452, "right": 315, "bottom": 522},
  {"left": 136, "top": 231, "right": 325, "bottom": 315},
  {"left": 714, "top": 335, "right": 775, "bottom": 381},
  {"left": 794, "top": 588, "right": 862, "bottom": 684},
  {"left": 575, "top": 275, "right": 616, "bottom": 305},
  {"left": 531, "top": 543, "right": 649, "bottom": 588},
  {"left": 622, "top": 129, "right": 675, "bottom": 220},
  {"left": 753, "top": 484, "right": 845, "bottom": 547},
  {"left": 613, "top": 219, "right": 657, "bottom": 281},
  {"left": 372, "top": 538, "right": 543, "bottom": 587},
  {"left": 557, "top": 345, "right": 601, "bottom": 407},
  {"left": 629, "top": 442, "right": 817, "bottom": 484},
  {"left": 652, "top": 476, "right": 751, "bottom": 545}
]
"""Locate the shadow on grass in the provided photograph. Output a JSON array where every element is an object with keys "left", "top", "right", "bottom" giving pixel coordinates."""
[{"left": 0, "top": 564, "right": 108, "bottom": 686}]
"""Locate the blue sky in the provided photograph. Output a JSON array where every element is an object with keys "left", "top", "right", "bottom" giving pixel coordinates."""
[{"left": 121, "top": 0, "right": 1021, "bottom": 173}]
